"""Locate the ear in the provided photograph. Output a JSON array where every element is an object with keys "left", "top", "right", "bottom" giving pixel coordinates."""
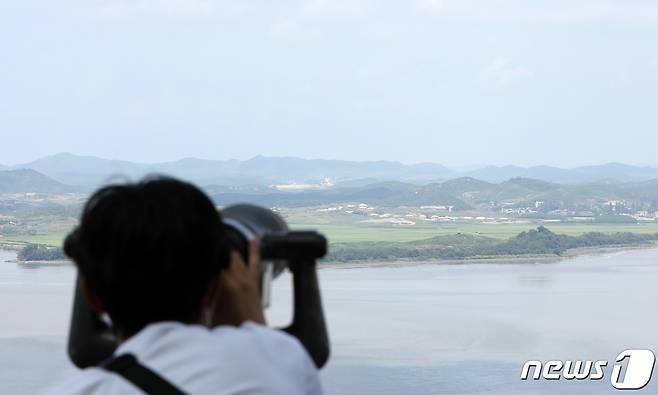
[{"left": 80, "top": 276, "right": 106, "bottom": 315}]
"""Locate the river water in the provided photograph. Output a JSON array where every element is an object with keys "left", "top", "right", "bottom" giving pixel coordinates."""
[{"left": 2, "top": 248, "right": 658, "bottom": 394}]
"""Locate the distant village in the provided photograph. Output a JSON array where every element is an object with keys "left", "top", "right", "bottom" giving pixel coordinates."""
[
  {"left": 2, "top": 187, "right": 658, "bottom": 237},
  {"left": 491, "top": 199, "right": 658, "bottom": 222},
  {"left": 300, "top": 198, "right": 658, "bottom": 226}
]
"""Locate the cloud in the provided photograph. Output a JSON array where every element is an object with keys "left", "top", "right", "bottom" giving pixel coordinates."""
[{"left": 480, "top": 56, "right": 532, "bottom": 84}]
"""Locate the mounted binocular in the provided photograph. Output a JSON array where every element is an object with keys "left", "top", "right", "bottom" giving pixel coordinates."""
[{"left": 66, "top": 204, "right": 330, "bottom": 369}]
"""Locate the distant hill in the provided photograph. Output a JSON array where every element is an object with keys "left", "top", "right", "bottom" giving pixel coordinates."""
[
  {"left": 12, "top": 153, "right": 455, "bottom": 186},
  {"left": 8, "top": 153, "right": 658, "bottom": 187},
  {"left": 466, "top": 163, "right": 658, "bottom": 184},
  {"left": 436, "top": 177, "right": 495, "bottom": 195},
  {"left": 4, "top": 161, "right": 658, "bottom": 211},
  {"left": 14, "top": 153, "right": 151, "bottom": 186},
  {"left": 463, "top": 166, "right": 527, "bottom": 182},
  {"left": 573, "top": 163, "right": 658, "bottom": 183},
  {"left": 0, "top": 169, "right": 77, "bottom": 194},
  {"left": 211, "top": 180, "right": 474, "bottom": 209},
  {"left": 207, "top": 176, "right": 658, "bottom": 210}
]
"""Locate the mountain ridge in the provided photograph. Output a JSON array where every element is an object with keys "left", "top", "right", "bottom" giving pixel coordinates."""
[
  {"left": 5, "top": 167, "right": 658, "bottom": 214},
  {"left": 0, "top": 169, "right": 78, "bottom": 194},
  {"left": 7, "top": 153, "right": 658, "bottom": 187}
]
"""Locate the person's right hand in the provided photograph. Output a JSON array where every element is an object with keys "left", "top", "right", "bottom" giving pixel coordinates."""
[{"left": 211, "top": 239, "right": 266, "bottom": 327}]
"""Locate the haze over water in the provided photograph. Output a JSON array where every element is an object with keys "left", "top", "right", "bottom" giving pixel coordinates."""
[{"left": 2, "top": 248, "right": 658, "bottom": 394}]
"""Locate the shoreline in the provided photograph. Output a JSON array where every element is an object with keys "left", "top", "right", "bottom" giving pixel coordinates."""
[
  {"left": 14, "top": 259, "right": 72, "bottom": 267},
  {"left": 3, "top": 243, "right": 658, "bottom": 269},
  {"left": 1, "top": 258, "right": 72, "bottom": 266},
  {"left": 319, "top": 242, "right": 658, "bottom": 269},
  {"left": 0, "top": 249, "right": 71, "bottom": 266}
]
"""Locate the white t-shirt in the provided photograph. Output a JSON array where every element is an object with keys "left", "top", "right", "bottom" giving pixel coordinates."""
[{"left": 44, "top": 321, "right": 323, "bottom": 395}]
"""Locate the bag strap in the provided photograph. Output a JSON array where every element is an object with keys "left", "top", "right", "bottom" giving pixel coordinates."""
[{"left": 101, "top": 353, "right": 188, "bottom": 395}]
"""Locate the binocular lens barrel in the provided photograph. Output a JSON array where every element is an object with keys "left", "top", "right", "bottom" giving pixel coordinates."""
[{"left": 261, "top": 231, "right": 327, "bottom": 260}]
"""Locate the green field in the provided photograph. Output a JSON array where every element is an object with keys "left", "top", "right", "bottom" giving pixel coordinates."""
[
  {"left": 291, "top": 222, "right": 658, "bottom": 243},
  {"left": 4, "top": 222, "right": 658, "bottom": 248},
  {"left": 2, "top": 233, "right": 68, "bottom": 247}
]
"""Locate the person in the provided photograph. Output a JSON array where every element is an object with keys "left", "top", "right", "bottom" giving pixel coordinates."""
[{"left": 44, "top": 177, "right": 323, "bottom": 395}]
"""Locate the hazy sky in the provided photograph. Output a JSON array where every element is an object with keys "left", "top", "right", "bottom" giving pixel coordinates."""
[{"left": 1, "top": 1, "right": 657, "bottom": 167}]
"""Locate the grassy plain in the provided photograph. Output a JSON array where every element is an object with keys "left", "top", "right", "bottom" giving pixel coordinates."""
[
  {"left": 290, "top": 222, "right": 658, "bottom": 243},
  {"left": 3, "top": 222, "right": 658, "bottom": 248},
  {"left": 1, "top": 233, "right": 67, "bottom": 247}
]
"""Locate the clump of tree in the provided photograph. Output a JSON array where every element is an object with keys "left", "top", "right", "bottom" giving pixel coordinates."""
[
  {"left": 325, "top": 226, "right": 658, "bottom": 262},
  {"left": 490, "top": 226, "right": 658, "bottom": 256},
  {"left": 17, "top": 244, "right": 66, "bottom": 261}
]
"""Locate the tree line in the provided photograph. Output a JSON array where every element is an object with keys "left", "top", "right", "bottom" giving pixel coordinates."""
[
  {"left": 326, "top": 226, "right": 658, "bottom": 262},
  {"left": 17, "top": 243, "right": 66, "bottom": 261},
  {"left": 16, "top": 226, "right": 658, "bottom": 263}
]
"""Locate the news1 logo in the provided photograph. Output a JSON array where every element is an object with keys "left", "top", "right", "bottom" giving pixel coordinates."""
[{"left": 521, "top": 349, "right": 656, "bottom": 390}]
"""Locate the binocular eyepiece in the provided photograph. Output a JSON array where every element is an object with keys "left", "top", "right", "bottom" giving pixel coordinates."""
[
  {"left": 223, "top": 204, "right": 327, "bottom": 275},
  {"left": 67, "top": 204, "right": 330, "bottom": 369}
]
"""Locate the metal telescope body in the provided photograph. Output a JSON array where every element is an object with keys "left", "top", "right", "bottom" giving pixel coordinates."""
[{"left": 67, "top": 204, "right": 330, "bottom": 369}]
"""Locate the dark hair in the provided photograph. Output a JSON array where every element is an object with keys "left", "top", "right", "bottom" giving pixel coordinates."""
[{"left": 64, "top": 176, "right": 230, "bottom": 337}]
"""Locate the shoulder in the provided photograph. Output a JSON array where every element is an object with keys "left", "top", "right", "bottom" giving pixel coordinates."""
[
  {"left": 213, "top": 322, "right": 323, "bottom": 393},
  {"left": 224, "top": 322, "right": 308, "bottom": 362},
  {"left": 41, "top": 367, "right": 141, "bottom": 395}
]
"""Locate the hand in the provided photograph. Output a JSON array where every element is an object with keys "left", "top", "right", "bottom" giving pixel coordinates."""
[{"left": 211, "top": 239, "right": 266, "bottom": 327}]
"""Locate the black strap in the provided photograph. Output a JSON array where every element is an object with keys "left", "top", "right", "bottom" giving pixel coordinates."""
[{"left": 101, "top": 354, "right": 188, "bottom": 395}]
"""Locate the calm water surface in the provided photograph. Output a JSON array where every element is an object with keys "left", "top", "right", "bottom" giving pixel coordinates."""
[{"left": 2, "top": 248, "right": 658, "bottom": 394}]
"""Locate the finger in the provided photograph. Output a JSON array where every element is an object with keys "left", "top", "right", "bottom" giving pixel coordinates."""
[
  {"left": 230, "top": 250, "right": 245, "bottom": 268},
  {"left": 248, "top": 238, "right": 260, "bottom": 278},
  {"left": 223, "top": 251, "right": 249, "bottom": 284}
]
